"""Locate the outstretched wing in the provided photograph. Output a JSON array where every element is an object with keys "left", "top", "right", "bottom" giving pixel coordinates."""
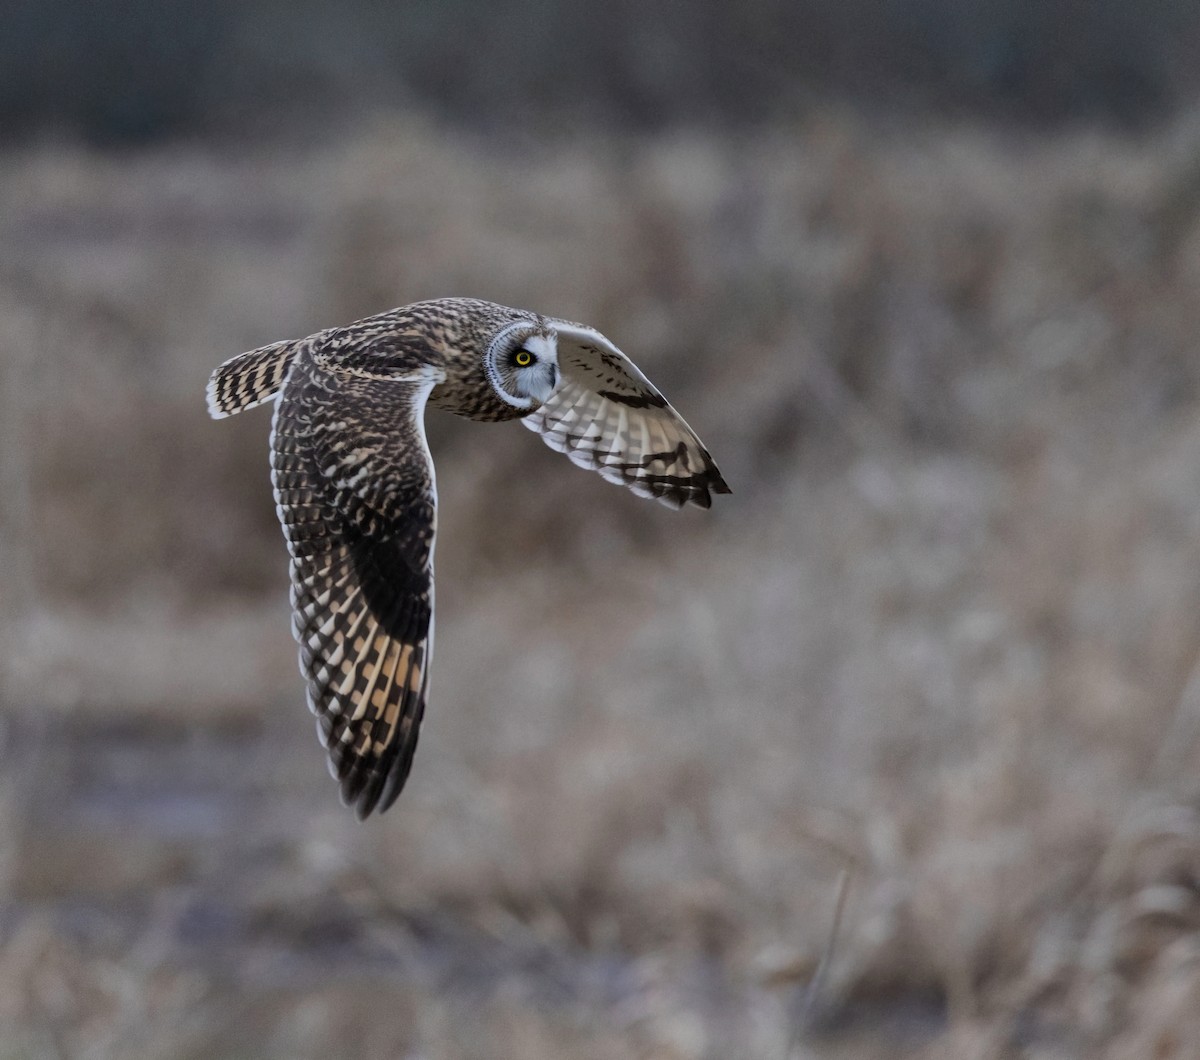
[
  {"left": 521, "top": 322, "right": 730, "bottom": 509},
  {"left": 271, "top": 353, "right": 442, "bottom": 818}
]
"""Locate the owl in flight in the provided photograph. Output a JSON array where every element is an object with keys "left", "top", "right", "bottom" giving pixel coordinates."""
[{"left": 207, "top": 298, "right": 729, "bottom": 817}]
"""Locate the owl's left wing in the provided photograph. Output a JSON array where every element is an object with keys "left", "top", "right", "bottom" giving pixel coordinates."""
[
  {"left": 272, "top": 358, "right": 442, "bottom": 818},
  {"left": 521, "top": 321, "right": 730, "bottom": 508}
]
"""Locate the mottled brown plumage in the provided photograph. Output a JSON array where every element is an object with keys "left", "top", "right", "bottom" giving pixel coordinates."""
[{"left": 207, "top": 298, "right": 729, "bottom": 817}]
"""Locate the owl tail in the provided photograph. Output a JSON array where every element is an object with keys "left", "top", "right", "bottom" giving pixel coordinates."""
[{"left": 206, "top": 339, "right": 301, "bottom": 419}]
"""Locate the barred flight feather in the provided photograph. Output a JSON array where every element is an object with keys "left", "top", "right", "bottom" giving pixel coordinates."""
[
  {"left": 522, "top": 321, "right": 729, "bottom": 509},
  {"left": 206, "top": 339, "right": 302, "bottom": 418}
]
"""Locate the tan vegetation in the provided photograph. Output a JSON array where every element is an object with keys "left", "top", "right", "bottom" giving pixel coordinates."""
[{"left": 4, "top": 108, "right": 1200, "bottom": 1057}]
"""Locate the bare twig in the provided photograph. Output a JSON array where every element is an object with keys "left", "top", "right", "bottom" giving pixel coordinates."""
[{"left": 786, "top": 866, "right": 853, "bottom": 1057}]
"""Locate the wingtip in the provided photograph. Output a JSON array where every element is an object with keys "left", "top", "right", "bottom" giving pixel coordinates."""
[
  {"left": 690, "top": 467, "right": 731, "bottom": 508},
  {"left": 705, "top": 449, "right": 732, "bottom": 495},
  {"left": 352, "top": 785, "right": 381, "bottom": 820},
  {"left": 343, "top": 757, "right": 410, "bottom": 819}
]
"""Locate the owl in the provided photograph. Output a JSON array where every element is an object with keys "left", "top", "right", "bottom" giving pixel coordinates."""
[{"left": 207, "top": 298, "right": 729, "bottom": 817}]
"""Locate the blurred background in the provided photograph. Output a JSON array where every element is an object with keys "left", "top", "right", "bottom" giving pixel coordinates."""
[{"left": 5, "top": 1, "right": 1200, "bottom": 1057}]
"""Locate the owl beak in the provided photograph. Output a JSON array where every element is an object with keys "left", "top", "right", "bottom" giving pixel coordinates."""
[{"left": 530, "top": 362, "right": 558, "bottom": 404}]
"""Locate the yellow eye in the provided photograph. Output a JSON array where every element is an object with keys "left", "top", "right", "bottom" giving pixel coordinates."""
[{"left": 514, "top": 350, "right": 533, "bottom": 367}]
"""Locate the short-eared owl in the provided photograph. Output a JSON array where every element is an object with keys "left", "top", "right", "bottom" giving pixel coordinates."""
[{"left": 207, "top": 298, "right": 729, "bottom": 817}]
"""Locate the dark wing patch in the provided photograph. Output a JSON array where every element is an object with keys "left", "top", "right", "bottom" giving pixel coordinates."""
[
  {"left": 521, "top": 322, "right": 730, "bottom": 509},
  {"left": 594, "top": 388, "right": 668, "bottom": 409},
  {"left": 271, "top": 355, "right": 441, "bottom": 817}
]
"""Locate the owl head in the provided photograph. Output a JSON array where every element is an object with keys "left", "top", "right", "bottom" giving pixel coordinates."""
[{"left": 484, "top": 319, "right": 559, "bottom": 411}]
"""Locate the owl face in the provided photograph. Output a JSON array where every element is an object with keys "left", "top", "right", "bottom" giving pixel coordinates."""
[{"left": 484, "top": 322, "right": 559, "bottom": 411}]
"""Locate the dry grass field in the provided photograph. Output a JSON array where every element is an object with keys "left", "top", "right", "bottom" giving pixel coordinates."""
[{"left": 4, "top": 108, "right": 1200, "bottom": 1057}]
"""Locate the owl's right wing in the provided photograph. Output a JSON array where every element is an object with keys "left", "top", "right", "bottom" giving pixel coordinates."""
[
  {"left": 271, "top": 356, "right": 443, "bottom": 818},
  {"left": 522, "top": 321, "right": 730, "bottom": 509}
]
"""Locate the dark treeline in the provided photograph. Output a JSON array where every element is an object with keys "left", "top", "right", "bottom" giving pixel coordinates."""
[{"left": 3, "top": 0, "right": 1198, "bottom": 144}]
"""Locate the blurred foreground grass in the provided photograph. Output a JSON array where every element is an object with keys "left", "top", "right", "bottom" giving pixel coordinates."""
[{"left": 4, "top": 110, "right": 1200, "bottom": 1057}]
